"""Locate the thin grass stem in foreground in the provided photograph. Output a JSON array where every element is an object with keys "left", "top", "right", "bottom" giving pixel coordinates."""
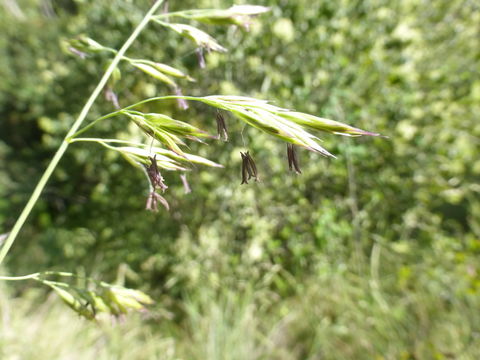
[{"left": 0, "top": 0, "right": 166, "bottom": 267}]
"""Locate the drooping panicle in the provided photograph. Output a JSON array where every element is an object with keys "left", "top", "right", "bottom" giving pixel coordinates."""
[
  {"left": 216, "top": 111, "right": 228, "bottom": 141},
  {"left": 287, "top": 144, "right": 301, "bottom": 174}
]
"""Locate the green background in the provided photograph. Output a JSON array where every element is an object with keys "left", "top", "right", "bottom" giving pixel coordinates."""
[{"left": 1, "top": 0, "right": 479, "bottom": 358}]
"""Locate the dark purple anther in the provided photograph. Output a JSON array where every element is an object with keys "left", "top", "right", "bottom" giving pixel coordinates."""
[
  {"left": 146, "top": 155, "right": 168, "bottom": 192},
  {"left": 216, "top": 111, "right": 228, "bottom": 141}
]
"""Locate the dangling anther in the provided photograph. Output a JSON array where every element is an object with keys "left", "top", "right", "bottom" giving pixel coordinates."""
[
  {"left": 216, "top": 111, "right": 228, "bottom": 141},
  {"left": 287, "top": 144, "right": 301, "bottom": 174},
  {"left": 145, "top": 155, "right": 168, "bottom": 192}
]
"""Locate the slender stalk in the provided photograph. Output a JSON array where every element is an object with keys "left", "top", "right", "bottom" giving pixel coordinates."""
[
  {"left": 0, "top": 0, "right": 165, "bottom": 267},
  {"left": 69, "top": 138, "right": 146, "bottom": 147},
  {"left": 0, "top": 270, "right": 106, "bottom": 286},
  {"left": 68, "top": 95, "right": 197, "bottom": 139},
  {"left": 0, "top": 273, "right": 41, "bottom": 281},
  {"left": 153, "top": 9, "right": 218, "bottom": 19},
  {"left": 0, "top": 271, "right": 83, "bottom": 282}
]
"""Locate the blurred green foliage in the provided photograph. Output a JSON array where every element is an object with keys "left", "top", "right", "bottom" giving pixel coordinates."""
[{"left": 1, "top": 0, "right": 479, "bottom": 358}]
